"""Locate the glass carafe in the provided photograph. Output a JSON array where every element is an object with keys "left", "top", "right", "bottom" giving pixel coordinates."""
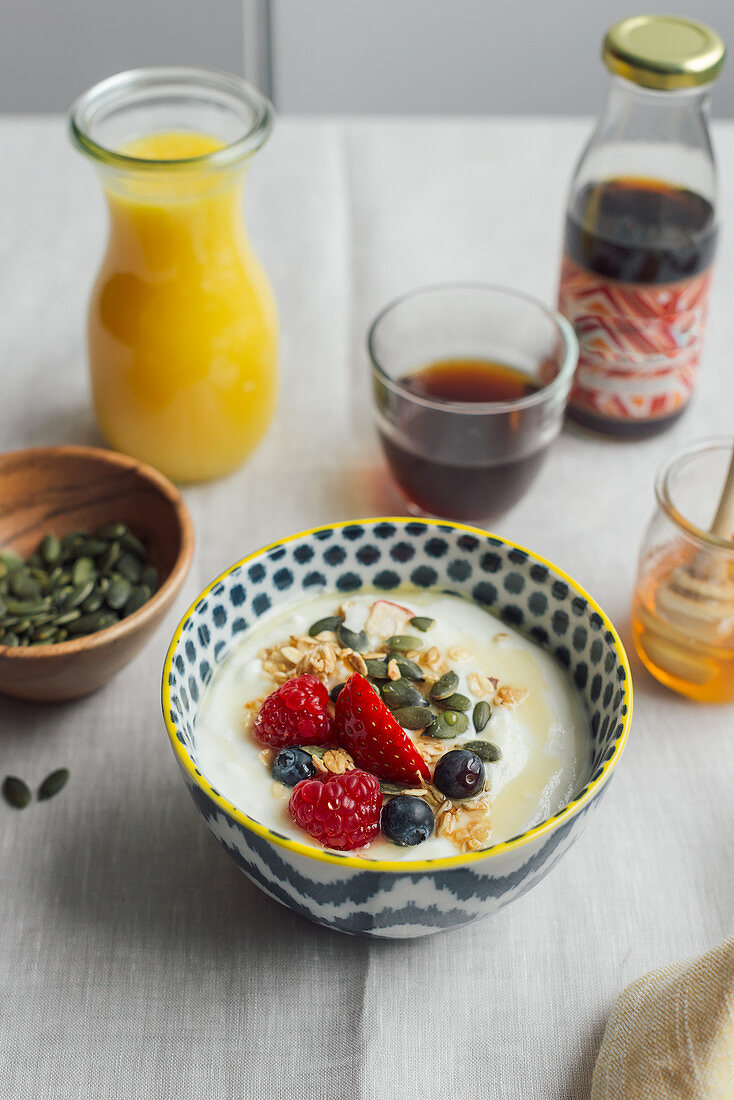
[
  {"left": 557, "top": 16, "right": 724, "bottom": 440},
  {"left": 70, "top": 68, "right": 278, "bottom": 483}
]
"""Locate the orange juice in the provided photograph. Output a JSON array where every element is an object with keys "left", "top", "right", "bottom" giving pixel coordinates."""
[{"left": 88, "top": 131, "right": 278, "bottom": 483}]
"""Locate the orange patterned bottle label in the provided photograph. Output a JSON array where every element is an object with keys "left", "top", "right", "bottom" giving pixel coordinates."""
[{"left": 558, "top": 256, "right": 713, "bottom": 423}]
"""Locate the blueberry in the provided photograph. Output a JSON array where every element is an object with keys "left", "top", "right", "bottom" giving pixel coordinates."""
[
  {"left": 272, "top": 748, "right": 316, "bottom": 786},
  {"left": 433, "top": 749, "right": 485, "bottom": 800},
  {"left": 381, "top": 795, "right": 435, "bottom": 846}
]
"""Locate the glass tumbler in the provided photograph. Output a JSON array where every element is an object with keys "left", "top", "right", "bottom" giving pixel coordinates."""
[
  {"left": 632, "top": 438, "right": 734, "bottom": 702},
  {"left": 368, "top": 284, "right": 577, "bottom": 522}
]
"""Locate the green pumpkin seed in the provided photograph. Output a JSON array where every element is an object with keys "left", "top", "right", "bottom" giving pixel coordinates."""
[
  {"left": 123, "top": 584, "right": 151, "bottom": 617},
  {"left": 0, "top": 550, "right": 23, "bottom": 573},
  {"left": 0, "top": 598, "right": 6, "bottom": 617},
  {"left": 81, "top": 593, "right": 103, "bottom": 613},
  {"left": 391, "top": 655, "right": 425, "bottom": 681},
  {"left": 85, "top": 538, "right": 111, "bottom": 557},
  {"left": 106, "top": 577, "right": 132, "bottom": 610},
  {"left": 141, "top": 565, "right": 158, "bottom": 590},
  {"left": 14, "top": 619, "right": 32, "bottom": 635},
  {"left": 63, "top": 579, "right": 95, "bottom": 610},
  {"left": 33, "top": 625, "right": 57, "bottom": 643},
  {"left": 336, "top": 624, "right": 369, "bottom": 652},
  {"left": 54, "top": 628, "right": 68, "bottom": 643},
  {"left": 2, "top": 632, "right": 20, "bottom": 647},
  {"left": 473, "top": 700, "right": 492, "bottom": 733},
  {"left": 2, "top": 776, "right": 31, "bottom": 809},
  {"left": 3, "top": 597, "right": 50, "bottom": 616},
  {"left": 72, "top": 557, "right": 94, "bottom": 586},
  {"left": 117, "top": 553, "right": 142, "bottom": 584},
  {"left": 364, "top": 658, "right": 390, "bottom": 679},
  {"left": 381, "top": 680, "right": 425, "bottom": 709},
  {"left": 301, "top": 745, "right": 327, "bottom": 758},
  {"left": 38, "top": 768, "right": 70, "bottom": 801},
  {"left": 392, "top": 705, "right": 435, "bottom": 729},
  {"left": 430, "top": 670, "right": 459, "bottom": 700},
  {"left": 66, "top": 610, "right": 117, "bottom": 635},
  {"left": 120, "top": 531, "right": 146, "bottom": 558},
  {"left": 40, "top": 534, "right": 61, "bottom": 564},
  {"left": 423, "top": 718, "right": 450, "bottom": 739},
  {"left": 462, "top": 740, "right": 502, "bottom": 763},
  {"left": 385, "top": 634, "right": 423, "bottom": 652},
  {"left": 409, "top": 616, "right": 435, "bottom": 632},
  {"left": 308, "top": 615, "right": 342, "bottom": 637},
  {"left": 99, "top": 542, "right": 121, "bottom": 573},
  {"left": 97, "top": 522, "right": 127, "bottom": 540},
  {"left": 423, "top": 711, "right": 469, "bottom": 738},
  {"left": 10, "top": 573, "right": 42, "bottom": 600},
  {"left": 436, "top": 692, "right": 471, "bottom": 712},
  {"left": 379, "top": 781, "right": 412, "bottom": 795},
  {"left": 44, "top": 566, "right": 63, "bottom": 592}
]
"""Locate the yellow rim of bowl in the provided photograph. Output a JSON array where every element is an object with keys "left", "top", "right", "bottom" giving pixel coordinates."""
[{"left": 162, "top": 518, "right": 633, "bottom": 872}]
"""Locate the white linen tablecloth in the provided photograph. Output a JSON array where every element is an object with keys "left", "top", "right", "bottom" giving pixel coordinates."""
[{"left": 1, "top": 115, "right": 733, "bottom": 1099}]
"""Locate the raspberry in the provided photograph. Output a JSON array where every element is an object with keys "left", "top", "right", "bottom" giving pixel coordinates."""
[
  {"left": 289, "top": 770, "right": 382, "bottom": 851},
  {"left": 253, "top": 674, "right": 332, "bottom": 749}
]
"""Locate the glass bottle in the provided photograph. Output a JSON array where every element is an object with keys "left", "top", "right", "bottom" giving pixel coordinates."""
[
  {"left": 558, "top": 16, "right": 725, "bottom": 440},
  {"left": 70, "top": 69, "right": 278, "bottom": 483},
  {"left": 631, "top": 438, "right": 734, "bottom": 702}
]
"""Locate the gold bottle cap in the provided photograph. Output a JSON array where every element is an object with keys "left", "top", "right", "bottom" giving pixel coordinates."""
[{"left": 603, "top": 15, "right": 725, "bottom": 90}]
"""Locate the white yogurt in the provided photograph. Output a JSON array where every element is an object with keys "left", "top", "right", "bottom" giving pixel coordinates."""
[{"left": 195, "top": 592, "right": 590, "bottom": 861}]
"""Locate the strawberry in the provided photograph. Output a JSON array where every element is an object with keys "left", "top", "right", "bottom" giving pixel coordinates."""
[{"left": 334, "top": 673, "right": 431, "bottom": 786}]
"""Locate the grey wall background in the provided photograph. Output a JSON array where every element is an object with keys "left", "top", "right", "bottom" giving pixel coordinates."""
[
  {"left": 2, "top": 0, "right": 734, "bottom": 116},
  {"left": 0, "top": 0, "right": 245, "bottom": 112},
  {"left": 271, "top": 0, "right": 734, "bottom": 117}
]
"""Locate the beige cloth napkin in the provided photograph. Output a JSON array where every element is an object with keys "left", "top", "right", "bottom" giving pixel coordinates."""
[{"left": 591, "top": 938, "right": 734, "bottom": 1099}]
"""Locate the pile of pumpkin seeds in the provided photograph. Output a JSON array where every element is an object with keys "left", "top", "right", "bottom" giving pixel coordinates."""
[
  {"left": 311, "top": 609, "right": 502, "bottom": 758},
  {"left": 0, "top": 523, "right": 158, "bottom": 647}
]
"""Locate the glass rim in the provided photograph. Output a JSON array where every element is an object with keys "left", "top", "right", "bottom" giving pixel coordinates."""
[
  {"left": 655, "top": 436, "right": 734, "bottom": 554},
  {"left": 366, "top": 282, "right": 578, "bottom": 415},
  {"left": 69, "top": 67, "right": 273, "bottom": 171}
]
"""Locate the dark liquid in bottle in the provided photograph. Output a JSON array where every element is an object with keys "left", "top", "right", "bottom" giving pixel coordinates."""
[
  {"left": 379, "top": 358, "right": 547, "bottom": 522},
  {"left": 563, "top": 177, "right": 717, "bottom": 439}
]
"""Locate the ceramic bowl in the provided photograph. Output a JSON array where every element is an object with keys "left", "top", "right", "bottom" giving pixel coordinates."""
[
  {"left": 0, "top": 445, "right": 194, "bottom": 701},
  {"left": 163, "top": 518, "right": 631, "bottom": 939}
]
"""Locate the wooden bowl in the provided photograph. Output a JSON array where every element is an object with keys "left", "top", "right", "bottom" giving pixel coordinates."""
[{"left": 0, "top": 445, "right": 194, "bottom": 701}]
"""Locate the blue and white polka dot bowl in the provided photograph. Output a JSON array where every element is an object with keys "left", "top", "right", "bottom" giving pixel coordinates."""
[{"left": 162, "top": 518, "right": 632, "bottom": 939}]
